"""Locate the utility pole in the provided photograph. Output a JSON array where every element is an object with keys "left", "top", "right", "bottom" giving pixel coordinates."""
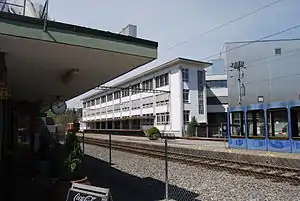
[{"left": 230, "top": 61, "right": 246, "bottom": 105}]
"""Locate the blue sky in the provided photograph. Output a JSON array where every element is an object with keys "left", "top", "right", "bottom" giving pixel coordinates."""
[{"left": 45, "top": 0, "right": 300, "bottom": 108}]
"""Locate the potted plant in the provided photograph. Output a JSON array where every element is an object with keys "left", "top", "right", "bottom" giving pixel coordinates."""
[
  {"left": 51, "top": 131, "right": 89, "bottom": 201},
  {"left": 145, "top": 126, "right": 161, "bottom": 140}
]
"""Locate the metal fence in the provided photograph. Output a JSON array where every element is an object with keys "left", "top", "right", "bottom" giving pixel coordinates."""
[{"left": 79, "top": 132, "right": 300, "bottom": 201}]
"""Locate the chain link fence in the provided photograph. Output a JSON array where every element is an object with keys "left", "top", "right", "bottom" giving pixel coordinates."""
[{"left": 80, "top": 131, "right": 300, "bottom": 201}]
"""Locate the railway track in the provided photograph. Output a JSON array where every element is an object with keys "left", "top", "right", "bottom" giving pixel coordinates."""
[{"left": 81, "top": 137, "right": 300, "bottom": 183}]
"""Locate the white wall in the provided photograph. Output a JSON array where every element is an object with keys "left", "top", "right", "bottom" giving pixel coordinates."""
[
  {"left": 169, "top": 66, "right": 183, "bottom": 135},
  {"left": 182, "top": 67, "right": 207, "bottom": 123},
  {"left": 225, "top": 39, "right": 300, "bottom": 106}
]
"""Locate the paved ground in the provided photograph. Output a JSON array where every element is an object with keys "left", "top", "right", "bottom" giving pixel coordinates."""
[{"left": 78, "top": 133, "right": 300, "bottom": 160}]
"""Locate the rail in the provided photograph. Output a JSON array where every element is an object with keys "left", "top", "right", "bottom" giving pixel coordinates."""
[{"left": 81, "top": 136, "right": 300, "bottom": 183}]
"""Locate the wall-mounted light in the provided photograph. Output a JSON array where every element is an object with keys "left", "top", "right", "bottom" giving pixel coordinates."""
[
  {"left": 62, "top": 68, "right": 79, "bottom": 84},
  {"left": 258, "top": 96, "right": 264, "bottom": 103}
]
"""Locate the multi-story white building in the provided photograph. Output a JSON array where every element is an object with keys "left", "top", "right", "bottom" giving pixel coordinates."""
[{"left": 82, "top": 58, "right": 212, "bottom": 137}]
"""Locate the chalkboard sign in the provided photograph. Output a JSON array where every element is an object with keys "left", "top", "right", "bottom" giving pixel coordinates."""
[{"left": 66, "top": 183, "right": 113, "bottom": 201}]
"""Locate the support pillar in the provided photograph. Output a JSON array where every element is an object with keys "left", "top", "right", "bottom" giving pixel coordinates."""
[
  {"left": 0, "top": 52, "right": 8, "bottom": 162},
  {"left": 129, "top": 120, "right": 132, "bottom": 130},
  {"left": 120, "top": 120, "right": 123, "bottom": 129}
]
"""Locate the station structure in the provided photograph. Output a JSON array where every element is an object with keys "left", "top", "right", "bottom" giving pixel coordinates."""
[{"left": 0, "top": 10, "right": 158, "bottom": 184}]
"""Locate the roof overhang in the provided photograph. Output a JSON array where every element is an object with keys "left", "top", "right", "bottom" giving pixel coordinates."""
[{"left": 0, "top": 12, "right": 158, "bottom": 107}]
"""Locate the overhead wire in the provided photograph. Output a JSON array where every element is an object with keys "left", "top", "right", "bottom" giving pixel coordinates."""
[
  {"left": 201, "top": 23, "right": 300, "bottom": 61},
  {"left": 167, "top": 0, "right": 285, "bottom": 51}
]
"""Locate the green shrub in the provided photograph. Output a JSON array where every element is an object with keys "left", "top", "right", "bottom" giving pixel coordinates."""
[
  {"left": 187, "top": 116, "right": 198, "bottom": 136},
  {"left": 146, "top": 127, "right": 160, "bottom": 140}
]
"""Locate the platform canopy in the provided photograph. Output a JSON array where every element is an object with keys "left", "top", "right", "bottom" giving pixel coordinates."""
[{"left": 0, "top": 12, "right": 158, "bottom": 107}]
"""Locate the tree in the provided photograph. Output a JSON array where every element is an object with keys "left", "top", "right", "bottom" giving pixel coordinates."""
[
  {"left": 187, "top": 116, "right": 198, "bottom": 136},
  {"left": 51, "top": 108, "right": 82, "bottom": 125}
]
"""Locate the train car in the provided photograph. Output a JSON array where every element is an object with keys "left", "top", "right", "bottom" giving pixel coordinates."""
[{"left": 227, "top": 100, "right": 300, "bottom": 153}]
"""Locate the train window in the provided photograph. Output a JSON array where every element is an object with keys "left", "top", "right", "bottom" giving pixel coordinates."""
[
  {"left": 267, "top": 109, "right": 288, "bottom": 139},
  {"left": 230, "top": 112, "right": 245, "bottom": 137},
  {"left": 290, "top": 107, "right": 300, "bottom": 138},
  {"left": 247, "top": 110, "right": 265, "bottom": 138}
]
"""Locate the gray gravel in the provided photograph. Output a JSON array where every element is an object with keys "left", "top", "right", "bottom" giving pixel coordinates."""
[{"left": 84, "top": 144, "right": 300, "bottom": 201}]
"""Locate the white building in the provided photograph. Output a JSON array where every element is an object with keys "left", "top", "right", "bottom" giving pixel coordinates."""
[{"left": 82, "top": 58, "right": 212, "bottom": 137}]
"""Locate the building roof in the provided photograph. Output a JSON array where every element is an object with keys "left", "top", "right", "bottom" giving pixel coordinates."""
[
  {"left": 0, "top": 11, "right": 158, "bottom": 49},
  {"left": 225, "top": 38, "right": 300, "bottom": 45},
  {"left": 82, "top": 57, "right": 212, "bottom": 101}
]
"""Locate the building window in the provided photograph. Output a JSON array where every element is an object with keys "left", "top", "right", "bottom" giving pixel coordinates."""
[
  {"left": 122, "top": 87, "right": 130, "bottom": 97},
  {"left": 143, "top": 102, "right": 154, "bottom": 109},
  {"left": 122, "top": 102, "right": 130, "bottom": 111},
  {"left": 142, "top": 79, "right": 153, "bottom": 90},
  {"left": 156, "top": 112, "right": 170, "bottom": 125},
  {"left": 131, "top": 83, "right": 140, "bottom": 95},
  {"left": 197, "top": 70, "right": 204, "bottom": 114},
  {"left": 142, "top": 114, "right": 154, "bottom": 125},
  {"left": 132, "top": 100, "right": 140, "bottom": 110},
  {"left": 155, "top": 73, "right": 169, "bottom": 88},
  {"left": 206, "top": 80, "right": 227, "bottom": 88},
  {"left": 183, "top": 110, "right": 190, "bottom": 124},
  {"left": 83, "top": 102, "right": 87, "bottom": 108},
  {"left": 114, "top": 91, "right": 120, "bottom": 99},
  {"left": 156, "top": 99, "right": 169, "bottom": 106},
  {"left": 207, "top": 96, "right": 228, "bottom": 105},
  {"left": 101, "top": 96, "right": 106, "bottom": 103},
  {"left": 181, "top": 68, "right": 189, "bottom": 82},
  {"left": 107, "top": 93, "right": 113, "bottom": 102},
  {"left": 96, "top": 98, "right": 100, "bottom": 104},
  {"left": 274, "top": 48, "right": 281, "bottom": 55},
  {"left": 183, "top": 89, "right": 189, "bottom": 103},
  {"left": 91, "top": 100, "right": 95, "bottom": 106}
]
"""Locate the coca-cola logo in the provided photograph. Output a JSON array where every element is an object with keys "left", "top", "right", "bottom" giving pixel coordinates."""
[{"left": 73, "top": 193, "right": 97, "bottom": 201}]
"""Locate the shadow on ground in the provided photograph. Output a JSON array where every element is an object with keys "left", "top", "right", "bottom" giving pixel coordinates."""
[{"left": 82, "top": 154, "right": 201, "bottom": 201}]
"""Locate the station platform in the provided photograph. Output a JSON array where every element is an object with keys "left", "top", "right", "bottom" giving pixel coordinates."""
[{"left": 79, "top": 133, "right": 300, "bottom": 169}]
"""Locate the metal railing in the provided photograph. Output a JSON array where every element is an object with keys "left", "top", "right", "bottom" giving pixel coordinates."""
[{"left": 0, "top": 0, "right": 49, "bottom": 30}]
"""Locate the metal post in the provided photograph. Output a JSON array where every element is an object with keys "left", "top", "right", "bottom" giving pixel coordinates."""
[
  {"left": 43, "top": 0, "right": 49, "bottom": 32},
  {"left": 230, "top": 61, "right": 245, "bottom": 105},
  {"left": 82, "top": 131, "right": 85, "bottom": 154},
  {"left": 23, "top": 0, "right": 26, "bottom": 15},
  {"left": 165, "top": 138, "right": 168, "bottom": 200},
  {"left": 109, "top": 132, "right": 112, "bottom": 167}
]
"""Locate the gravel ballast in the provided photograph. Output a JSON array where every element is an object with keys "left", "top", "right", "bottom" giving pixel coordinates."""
[{"left": 84, "top": 144, "right": 300, "bottom": 201}]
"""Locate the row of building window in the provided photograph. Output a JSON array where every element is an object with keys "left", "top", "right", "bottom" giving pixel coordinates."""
[
  {"left": 83, "top": 100, "right": 170, "bottom": 117},
  {"left": 83, "top": 73, "right": 169, "bottom": 108},
  {"left": 206, "top": 80, "right": 227, "bottom": 88},
  {"left": 84, "top": 110, "right": 192, "bottom": 126}
]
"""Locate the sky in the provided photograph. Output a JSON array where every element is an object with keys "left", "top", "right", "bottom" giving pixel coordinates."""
[{"left": 42, "top": 0, "right": 300, "bottom": 108}]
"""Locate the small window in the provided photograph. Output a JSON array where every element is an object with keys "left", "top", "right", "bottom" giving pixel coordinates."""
[
  {"left": 183, "top": 110, "right": 190, "bottom": 124},
  {"left": 230, "top": 111, "right": 245, "bottom": 137},
  {"left": 274, "top": 48, "right": 281, "bottom": 55},
  {"left": 267, "top": 109, "right": 288, "bottom": 139},
  {"left": 181, "top": 68, "right": 189, "bottom": 82},
  {"left": 183, "top": 89, "right": 189, "bottom": 103}
]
